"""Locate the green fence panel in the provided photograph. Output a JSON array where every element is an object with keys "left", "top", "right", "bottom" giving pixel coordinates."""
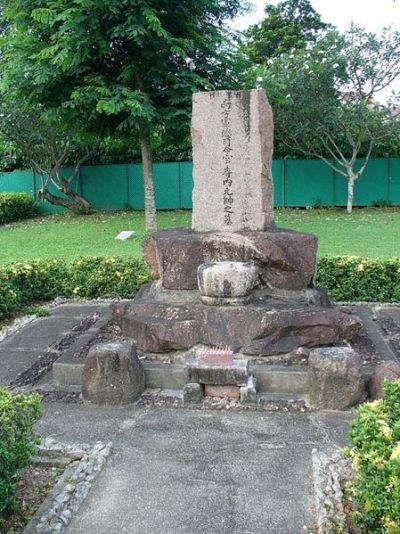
[
  {"left": 179, "top": 161, "right": 194, "bottom": 209},
  {"left": 128, "top": 162, "right": 181, "bottom": 210},
  {"left": 272, "top": 160, "right": 283, "bottom": 207},
  {"left": 284, "top": 160, "right": 334, "bottom": 207},
  {"left": 1, "top": 158, "right": 400, "bottom": 211},
  {"left": 0, "top": 170, "right": 33, "bottom": 194},
  {"left": 153, "top": 162, "right": 180, "bottom": 209},
  {"left": 127, "top": 164, "right": 144, "bottom": 210},
  {"left": 389, "top": 158, "right": 400, "bottom": 205},
  {"left": 80, "top": 164, "right": 127, "bottom": 210}
]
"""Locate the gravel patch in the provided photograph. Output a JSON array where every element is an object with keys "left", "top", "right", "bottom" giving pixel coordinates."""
[
  {"left": 138, "top": 389, "right": 310, "bottom": 413},
  {"left": 25, "top": 439, "right": 112, "bottom": 534}
]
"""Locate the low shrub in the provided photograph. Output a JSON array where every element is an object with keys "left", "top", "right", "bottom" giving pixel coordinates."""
[
  {"left": 346, "top": 381, "right": 400, "bottom": 533},
  {"left": 0, "top": 388, "right": 42, "bottom": 520},
  {"left": 317, "top": 257, "right": 400, "bottom": 302},
  {"left": 0, "top": 193, "right": 38, "bottom": 225},
  {"left": 0, "top": 255, "right": 398, "bottom": 323},
  {"left": 0, "top": 257, "right": 151, "bottom": 320}
]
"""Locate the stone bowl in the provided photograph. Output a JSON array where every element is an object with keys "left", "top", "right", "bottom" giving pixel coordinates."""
[{"left": 197, "top": 261, "right": 259, "bottom": 299}]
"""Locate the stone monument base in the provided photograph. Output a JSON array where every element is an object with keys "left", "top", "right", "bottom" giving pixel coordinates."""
[
  {"left": 142, "top": 228, "right": 318, "bottom": 291},
  {"left": 112, "top": 283, "right": 361, "bottom": 356}
]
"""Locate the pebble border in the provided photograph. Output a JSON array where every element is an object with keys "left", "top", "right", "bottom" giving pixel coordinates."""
[
  {"left": 0, "top": 314, "right": 37, "bottom": 343},
  {"left": 24, "top": 438, "right": 112, "bottom": 534},
  {"left": 311, "top": 448, "right": 354, "bottom": 533}
]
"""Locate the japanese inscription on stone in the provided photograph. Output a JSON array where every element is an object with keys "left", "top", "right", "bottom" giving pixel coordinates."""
[{"left": 191, "top": 89, "right": 274, "bottom": 233}]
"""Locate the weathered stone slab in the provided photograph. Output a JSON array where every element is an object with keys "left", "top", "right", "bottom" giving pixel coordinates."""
[
  {"left": 142, "top": 228, "right": 317, "bottom": 291},
  {"left": 308, "top": 347, "right": 364, "bottom": 410},
  {"left": 192, "top": 89, "right": 274, "bottom": 232},
  {"left": 188, "top": 359, "right": 249, "bottom": 386},
  {"left": 82, "top": 341, "right": 145, "bottom": 405},
  {"left": 119, "top": 286, "right": 361, "bottom": 355}
]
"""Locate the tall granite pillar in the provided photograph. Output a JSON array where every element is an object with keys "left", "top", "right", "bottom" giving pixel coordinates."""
[{"left": 192, "top": 90, "right": 274, "bottom": 232}]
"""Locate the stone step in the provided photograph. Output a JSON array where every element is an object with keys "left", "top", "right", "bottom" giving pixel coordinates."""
[{"left": 53, "top": 355, "right": 309, "bottom": 395}]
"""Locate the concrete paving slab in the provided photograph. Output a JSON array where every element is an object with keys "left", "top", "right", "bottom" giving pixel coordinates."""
[
  {"left": 35, "top": 403, "right": 351, "bottom": 534},
  {"left": 0, "top": 317, "right": 84, "bottom": 350},
  {"left": 0, "top": 348, "right": 43, "bottom": 385}
]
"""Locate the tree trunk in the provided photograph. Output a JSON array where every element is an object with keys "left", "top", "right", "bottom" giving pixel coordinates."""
[
  {"left": 140, "top": 134, "right": 157, "bottom": 231},
  {"left": 64, "top": 188, "right": 92, "bottom": 214},
  {"left": 347, "top": 175, "right": 355, "bottom": 213},
  {"left": 40, "top": 189, "right": 82, "bottom": 214}
]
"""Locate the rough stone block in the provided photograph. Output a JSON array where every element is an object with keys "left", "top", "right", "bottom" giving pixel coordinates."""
[
  {"left": 188, "top": 359, "right": 249, "bottom": 386},
  {"left": 240, "top": 375, "right": 257, "bottom": 404},
  {"left": 82, "top": 341, "right": 145, "bottom": 405},
  {"left": 192, "top": 89, "right": 274, "bottom": 232},
  {"left": 122, "top": 287, "right": 361, "bottom": 355},
  {"left": 370, "top": 361, "right": 400, "bottom": 399},
  {"left": 142, "top": 228, "right": 317, "bottom": 291},
  {"left": 308, "top": 347, "right": 364, "bottom": 410},
  {"left": 204, "top": 384, "right": 240, "bottom": 399},
  {"left": 183, "top": 382, "right": 203, "bottom": 403}
]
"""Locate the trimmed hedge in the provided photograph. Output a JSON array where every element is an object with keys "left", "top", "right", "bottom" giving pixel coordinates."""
[
  {"left": 346, "top": 381, "right": 400, "bottom": 532},
  {"left": 0, "top": 193, "right": 38, "bottom": 224},
  {"left": 0, "top": 257, "right": 151, "bottom": 320},
  {"left": 317, "top": 257, "right": 400, "bottom": 303},
  {"left": 0, "top": 256, "right": 399, "bottom": 322},
  {"left": 0, "top": 388, "right": 42, "bottom": 520}
]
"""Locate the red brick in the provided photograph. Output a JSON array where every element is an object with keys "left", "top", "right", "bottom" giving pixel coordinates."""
[{"left": 204, "top": 384, "right": 240, "bottom": 399}]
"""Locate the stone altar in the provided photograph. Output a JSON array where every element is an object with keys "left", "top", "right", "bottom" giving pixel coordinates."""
[{"left": 113, "top": 89, "right": 360, "bottom": 360}]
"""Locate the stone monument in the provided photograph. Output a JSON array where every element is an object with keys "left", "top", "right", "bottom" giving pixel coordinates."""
[
  {"left": 192, "top": 90, "right": 274, "bottom": 232},
  {"left": 113, "top": 89, "right": 360, "bottom": 363}
]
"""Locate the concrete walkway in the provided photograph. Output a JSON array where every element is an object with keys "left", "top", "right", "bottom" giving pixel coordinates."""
[
  {"left": 37, "top": 402, "right": 351, "bottom": 534},
  {"left": 0, "top": 303, "right": 108, "bottom": 386},
  {"left": 2, "top": 301, "right": 399, "bottom": 533}
]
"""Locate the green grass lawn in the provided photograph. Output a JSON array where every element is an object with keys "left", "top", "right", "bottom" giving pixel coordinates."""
[{"left": 0, "top": 208, "right": 399, "bottom": 264}]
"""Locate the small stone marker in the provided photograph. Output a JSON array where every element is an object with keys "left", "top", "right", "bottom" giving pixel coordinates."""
[
  {"left": 115, "top": 231, "right": 135, "bottom": 241},
  {"left": 308, "top": 347, "right": 364, "bottom": 410},
  {"left": 191, "top": 89, "right": 274, "bottom": 232},
  {"left": 82, "top": 341, "right": 145, "bottom": 405}
]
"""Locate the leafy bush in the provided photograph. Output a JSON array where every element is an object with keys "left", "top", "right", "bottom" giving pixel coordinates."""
[
  {"left": 317, "top": 257, "right": 400, "bottom": 302},
  {"left": 346, "top": 381, "right": 400, "bottom": 533},
  {"left": 0, "top": 254, "right": 398, "bottom": 323},
  {"left": 0, "top": 257, "right": 151, "bottom": 320},
  {"left": 0, "top": 193, "right": 38, "bottom": 225},
  {"left": 0, "top": 388, "right": 42, "bottom": 520}
]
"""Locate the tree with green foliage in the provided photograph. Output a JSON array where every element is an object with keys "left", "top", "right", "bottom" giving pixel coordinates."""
[
  {"left": 0, "top": 101, "right": 97, "bottom": 213},
  {"left": 260, "top": 26, "right": 400, "bottom": 212},
  {"left": 244, "top": 0, "right": 329, "bottom": 64},
  {"left": 1, "top": 0, "right": 244, "bottom": 229}
]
